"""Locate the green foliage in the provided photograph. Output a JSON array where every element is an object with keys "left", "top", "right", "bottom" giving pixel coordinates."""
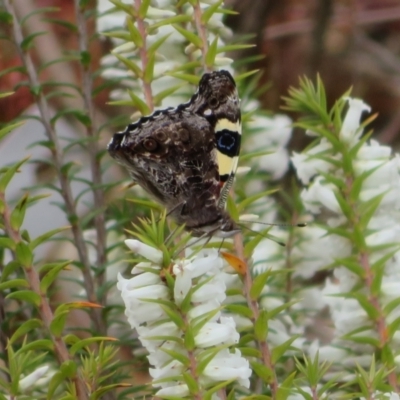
[{"left": 2, "top": 0, "right": 399, "bottom": 399}]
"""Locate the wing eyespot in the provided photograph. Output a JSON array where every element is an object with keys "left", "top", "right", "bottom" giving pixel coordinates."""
[
  {"left": 208, "top": 96, "right": 219, "bottom": 109},
  {"left": 155, "top": 130, "right": 167, "bottom": 142},
  {"left": 143, "top": 138, "right": 158, "bottom": 152}
]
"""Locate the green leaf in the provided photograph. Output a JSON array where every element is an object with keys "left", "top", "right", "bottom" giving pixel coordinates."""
[
  {"left": 0, "top": 237, "right": 16, "bottom": 251},
  {"left": 148, "top": 33, "right": 173, "bottom": 55},
  {"left": 127, "top": 18, "right": 143, "bottom": 47},
  {"left": 148, "top": 15, "right": 192, "bottom": 33},
  {"left": 6, "top": 290, "right": 41, "bottom": 307},
  {"left": 160, "top": 305, "right": 185, "bottom": 329},
  {"left": 384, "top": 297, "right": 400, "bottom": 316},
  {"left": 30, "top": 226, "right": 70, "bottom": 250},
  {"left": 9, "top": 319, "right": 42, "bottom": 344},
  {"left": 42, "top": 18, "right": 77, "bottom": 32},
  {"left": 0, "top": 278, "right": 29, "bottom": 291},
  {"left": 388, "top": 316, "right": 400, "bottom": 339},
  {"left": 108, "top": 0, "right": 135, "bottom": 15},
  {"left": 201, "top": 0, "right": 224, "bottom": 23},
  {"left": 15, "top": 242, "right": 33, "bottom": 267},
  {"left": 0, "top": 10, "right": 13, "bottom": 24},
  {"left": 144, "top": 52, "right": 155, "bottom": 83},
  {"left": 225, "top": 304, "right": 253, "bottom": 319},
  {"left": 1, "top": 261, "right": 20, "bottom": 282},
  {"left": 196, "top": 347, "right": 222, "bottom": 374},
  {"left": 113, "top": 53, "right": 142, "bottom": 78},
  {"left": 159, "top": 347, "right": 189, "bottom": 366},
  {"left": 21, "top": 31, "right": 46, "bottom": 51},
  {"left": 203, "top": 379, "right": 234, "bottom": 400},
  {"left": 250, "top": 270, "right": 271, "bottom": 300},
  {"left": 276, "top": 372, "right": 296, "bottom": 400},
  {"left": 80, "top": 50, "right": 91, "bottom": 67},
  {"left": 60, "top": 360, "right": 77, "bottom": 378},
  {"left": 40, "top": 260, "right": 71, "bottom": 293},
  {"left": 184, "top": 325, "right": 195, "bottom": 351},
  {"left": 334, "top": 257, "right": 364, "bottom": 277},
  {"left": 153, "top": 83, "right": 186, "bottom": 105},
  {"left": 16, "top": 339, "right": 54, "bottom": 354},
  {"left": 239, "top": 346, "right": 260, "bottom": 358},
  {"left": 0, "top": 157, "right": 29, "bottom": 193},
  {"left": 266, "top": 300, "right": 297, "bottom": 320},
  {"left": 217, "top": 44, "right": 256, "bottom": 53},
  {"left": 342, "top": 292, "right": 380, "bottom": 320},
  {"left": 271, "top": 336, "right": 299, "bottom": 364},
  {"left": 250, "top": 360, "right": 274, "bottom": 384},
  {"left": 139, "top": 0, "right": 151, "bottom": 18},
  {"left": 341, "top": 332, "right": 380, "bottom": 347},
  {"left": 182, "top": 371, "right": 198, "bottom": 395},
  {"left": 0, "top": 121, "right": 25, "bottom": 141},
  {"left": 20, "top": 6, "right": 59, "bottom": 25},
  {"left": 50, "top": 311, "right": 69, "bottom": 337},
  {"left": 205, "top": 36, "right": 218, "bottom": 68},
  {"left": 254, "top": 310, "right": 268, "bottom": 342},
  {"left": 172, "top": 25, "right": 202, "bottom": 48},
  {"left": 128, "top": 90, "right": 151, "bottom": 115},
  {"left": 333, "top": 190, "right": 351, "bottom": 219},
  {"left": 166, "top": 72, "right": 199, "bottom": 85},
  {"left": 234, "top": 69, "right": 260, "bottom": 82},
  {"left": 70, "top": 337, "right": 114, "bottom": 355},
  {"left": 359, "top": 192, "right": 386, "bottom": 229},
  {"left": 10, "top": 194, "right": 29, "bottom": 231}
]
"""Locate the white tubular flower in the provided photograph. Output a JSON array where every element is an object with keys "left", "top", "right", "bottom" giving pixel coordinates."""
[
  {"left": 19, "top": 366, "right": 50, "bottom": 391},
  {"left": 202, "top": 349, "right": 251, "bottom": 388},
  {"left": 155, "top": 384, "right": 190, "bottom": 398},
  {"left": 125, "top": 239, "right": 163, "bottom": 264},
  {"left": 117, "top": 244, "right": 251, "bottom": 396},
  {"left": 291, "top": 139, "right": 335, "bottom": 184},
  {"left": 301, "top": 177, "right": 341, "bottom": 215},
  {"left": 246, "top": 113, "right": 292, "bottom": 180},
  {"left": 292, "top": 226, "right": 351, "bottom": 279},
  {"left": 195, "top": 317, "right": 239, "bottom": 348},
  {"left": 340, "top": 98, "right": 371, "bottom": 145}
]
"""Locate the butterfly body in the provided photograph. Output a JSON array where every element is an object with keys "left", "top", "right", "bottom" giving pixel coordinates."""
[{"left": 108, "top": 70, "right": 241, "bottom": 237}]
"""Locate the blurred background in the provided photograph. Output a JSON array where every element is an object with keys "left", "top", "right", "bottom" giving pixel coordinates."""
[{"left": 3, "top": 0, "right": 400, "bottom": 144}]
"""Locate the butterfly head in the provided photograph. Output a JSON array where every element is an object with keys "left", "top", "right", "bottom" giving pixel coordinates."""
[{"left": 189, "top": 70, "right": 240, "bottom": 123}]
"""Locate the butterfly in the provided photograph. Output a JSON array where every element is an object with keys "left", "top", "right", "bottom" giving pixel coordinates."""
[{"left": 108, "top": 70, "right": 242, "bottom": 237}]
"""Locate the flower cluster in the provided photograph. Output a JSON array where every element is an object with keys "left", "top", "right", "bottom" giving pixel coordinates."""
[
  {"left": 117, "top": 240, "right": 251, "bottom": 397},
  {"left": 290, "top": 96, "right": 400, "bottom": 379},
  {"left": 97, "top": 0, "right": 235, "bottom": 109}
]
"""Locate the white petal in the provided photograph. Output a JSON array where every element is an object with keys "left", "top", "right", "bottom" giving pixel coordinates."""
[
  {"left": 125, "top": 239, "right": 163, "bottom": 264},
  {"left": 291, "top": 140, "right": 334, "bottom": 185},
  {"left": 155, "top": 383, "right": 189, "bottom": 397},
  {"left": 340, "top": 97, "right": 371, "bottom": 144},
  {"left": 19, "top": 366, "right": 50, "bottom": 390},
  {"left": 203, "top": 349, "right": 251, "bottom": 388},
  {"left": 301, "top": 178, "right": 341, "bottom": 214},
  {"left": 195, "top": 317, "right": 239, "bottom": 348},
  {"left": 258, "top": 148, "right": 290, "bottom": 180},
  {"left": 174, "top": 267, "right": 192, "bottom": 305}
]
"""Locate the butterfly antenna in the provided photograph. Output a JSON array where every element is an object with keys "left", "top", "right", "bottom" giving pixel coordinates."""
[
  {"left": 240, "top": 225, "right": 286, "bottom": 247},
  {"left": 239, "top": 220, "right": 307, "bottom": 228},
  {"left": 179, "top": 232, "right": 212, "bottom": 253},
  {"left": 165, "top": 224, "right": 181, "bottom": 244}
]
